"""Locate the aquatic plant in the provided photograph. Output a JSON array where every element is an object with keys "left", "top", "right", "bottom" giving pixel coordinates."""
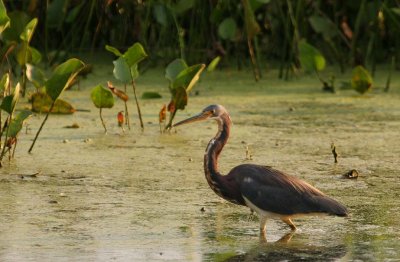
[
  {"left": 159, "top": 104, "right": 167, "bottom": 133},
  {"left": 164, "top": 58, "right": 205, "bottom": 130},
  {"left": 107, "top": 81, "right": 130, "bottom": 130},
  {"left": 28, "top": 58, "right": 85, "bottom": 153},
  {"left": 90, "top": 84, "right": 115, "bottom": 133},
  {"left": 105, "top": 43, "right": 147, "bottom": 130},
  {"left": 351, "top": 65, "right": 373, "bottom": 94},
  {"left": 0, "top": 5, "right": 41, "bottom": 96},
  {"left": 298, "top": 39, "right": 335, "bottom": 92},
  {"left": 0, "top": 75, "right": 32, "bottom": 166}
]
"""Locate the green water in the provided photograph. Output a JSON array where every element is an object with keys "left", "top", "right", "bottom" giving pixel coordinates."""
[{"left": 0, "top": 65, "right": 399, "bottom": 261}]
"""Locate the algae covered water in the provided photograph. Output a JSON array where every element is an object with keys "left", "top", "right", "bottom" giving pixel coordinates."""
[{"left": 0, "top": 67, "right": 399, "bottom": 261}]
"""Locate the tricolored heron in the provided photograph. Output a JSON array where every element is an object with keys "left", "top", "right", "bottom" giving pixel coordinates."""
[{"left": 173, "top": 105, "right": 348, "bottom": 237}]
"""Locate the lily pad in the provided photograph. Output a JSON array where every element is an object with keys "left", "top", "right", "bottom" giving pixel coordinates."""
[
  {"left": 90, "top": 85, "right": 114, "bottom": 109},
  {"left": 165, "top": 59, "right": 188, "bottom": 84},
  {"left": 173, "top": 64, "right": 206, "bottom": 92},
  {"left": 8, "top": 110, "right": 33, "bottom": 138},
  {"left": 298, "top": 40, "right": 326, "bottom": 72},
  {"left": 31, "top": 92, "right": 75, "bottom": 114},
  {"left": 0, "top": 83, "right": 20, "bottom": 115},
  {"left": 45, "top": 58, "right": 85, "bottom": 101},
  {"left": 218, "top": 18, "right": 237, "bottom": 40},
  {"left": 0, "top": 0, "right": 10, "bottom": 34},
  {"left": 141, "top": 91, "right": 162, "bottom": 99},
  {"left": 26, "top": 63, "right": 46, "bottom": 89},
  {"left": 207, "top": 56, "right": 221, "bottom": 72},
  {"left": 351, "top": 65, "right": 373, "bottom": 94}
]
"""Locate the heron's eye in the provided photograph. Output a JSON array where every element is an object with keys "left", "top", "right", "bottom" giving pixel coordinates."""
[{"left": 212, "top": 109, "right": 216, "bottom": 114}]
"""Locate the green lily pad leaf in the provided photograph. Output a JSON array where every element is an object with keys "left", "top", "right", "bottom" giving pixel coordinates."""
[
  {"left": 141, "top": 91, "right": 162, "bottom": 99},
  {"left": 105, "top": 44, "right": 123, "bottom": 57},
  {"left": 153, "top": 4, "right": 168, "bottom": 26},
  {"left": 1, "top": 11, "right": 30, "bottom": 42},
  {"left": 0, "top": 0, "right": 10, "bottom": 34},
  {"left": 8, "top": 110, "right": 33, "bottom": 138},
  {"left": 113, "top": 56, "right": 131, "bottom": 83},
  {"left": 15, "top": 42, "right": 29, "bottom": 66},
  {"left": 46, "top": 0, "right": 65, "bottom": 29},
  {"left": 90, "top": 85, "right": 114, "bottom": 109},
  {"left": 123, "top": 42, "right": 148, "bottom": 67},
  {"left": 172, "top": 0, "right": 195, "bottom": 15},
  {"left": 218, "top": 18, "right": 237, "bottom": 40},
  {"left": 207, "top": 56, "right": 221, "bottom": 72},
  {"left": 65, "top": 2, "right": 84, "bottom": 23},
  {"left": 173, "top": 64, "right": 206, "bottom": 93},
  {"left": 298, "top": 40, "right": 326, "bottom": 72},
  {"left": 26, "top": 64, "right": 46, "bottom": 89},
  {"left": 0, "top": 83, "right": 20, "bottom": 114},
  {"left": 165, "top": 58, "right": 188, "bottom": 83},
  {"left": 20, "top": 18, "right": 38, "bottom": 43},
  {"left": 131, "top": 63, "right": 139, "bottom": 80},
  {"left": 250, "top": 0, "right": 271, "bottom": 11},
  {"left": 29, "top": 46, "right": 42, "bottom": 64},
  {"left": 308, "top": 15, "right": 338, "bottom": 40},
  {"left": 31, "top": 92, "right": 76, "bottom": 114},
  {"left": 172, "top": 86, "right": 188, "bottom": 110},
  {"left": 0, "top": 73, "right": 10, "bottom": 92},
  {"left": 351, "top": 65, "right": 373, "bottom": 94},
  {"left": 45, "top": 58, "right": 85, "bottom": 101}
]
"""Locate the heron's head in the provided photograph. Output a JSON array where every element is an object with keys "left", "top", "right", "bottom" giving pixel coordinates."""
[{"left": 173, "top": 104, "right": 228, "bottom": 127}]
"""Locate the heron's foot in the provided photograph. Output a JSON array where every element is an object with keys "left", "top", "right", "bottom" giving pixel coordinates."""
[{"left": 282, "top": 217, "right": 297, "bottom": 231}]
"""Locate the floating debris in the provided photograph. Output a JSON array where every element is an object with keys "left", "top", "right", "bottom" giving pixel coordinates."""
[
  {"left": 245, "top": 145, "right": 253, "bottom": 160},
  {"left": 342, "top": 169, "right": 359, "bottom": 179},
  {"left": 83, "top": 138, "right": 92, "bottom": 143},
  {"left": 64, "top": 123, "right": 80, "bottom": 128}
]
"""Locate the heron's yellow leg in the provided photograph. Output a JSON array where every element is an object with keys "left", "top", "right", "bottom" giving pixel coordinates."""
[
  {"left": 259, "top": 216, "right": 267, "bottom": 236},
  {"left": 282, "top": 217, "right": 297, "bottom": 231}
]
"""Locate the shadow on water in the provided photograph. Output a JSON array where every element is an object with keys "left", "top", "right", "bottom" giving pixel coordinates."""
[{"left": 210, "top": 233, "right": 347, "bottom": 262}]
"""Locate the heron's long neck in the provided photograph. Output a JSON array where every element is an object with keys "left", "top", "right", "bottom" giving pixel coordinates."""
[{"left": 204, "top": 113, "right": 231, "bottom": 191}]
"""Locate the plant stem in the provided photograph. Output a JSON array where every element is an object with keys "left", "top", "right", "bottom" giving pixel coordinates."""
[
  {"left": 165, "top": 109, "right": 177, "bottom": 130},
  {"left": 0, "top": 115, "right": 11, "bottom": 166},
  {"left": 385, "top": 56, "right": 395, "bottom": 92},
  {"left": 12, "top": 138, "right": 17, "bottom": 158},
  {"left": 123, "top": 84, "right": 130, "bottom": 129},
  {"left": 124, "top": 101, "right": 130, "bottom": 130},
  {"left": 99, "top": 108, "right": 107, "bottom": 133},
  {"left": 131, "top": 80, "right": 144, "bottom": 130},
  {"left": 247, "top": 38, "right": 260, "bottom": 82},
  {"left": 28, "top": 101, "right": 55, "bottom": 153}
]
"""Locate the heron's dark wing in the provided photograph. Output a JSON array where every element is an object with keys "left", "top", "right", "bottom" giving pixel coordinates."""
[{"left": 230, "top": 164, "right": 348, "bottom": 216}]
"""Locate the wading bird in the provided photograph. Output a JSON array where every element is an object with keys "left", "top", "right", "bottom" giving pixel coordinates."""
[{"left": 173, "top": 105, "right": 348, "bottom": 237}]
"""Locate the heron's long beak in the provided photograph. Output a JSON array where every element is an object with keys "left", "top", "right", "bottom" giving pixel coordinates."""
[{"left": 173, "top": 111, "right": 212, "bottom": 127}]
